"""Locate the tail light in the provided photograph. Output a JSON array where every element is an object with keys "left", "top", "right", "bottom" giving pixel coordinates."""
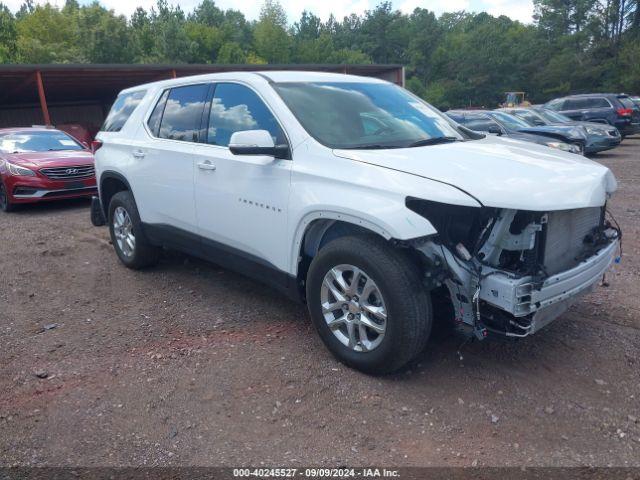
[
  {"left": 91, "top": 140, "right": 103, "bottom": 153},
  {"left": 616, "top": 108, "right": 633, "bottom": 117}
]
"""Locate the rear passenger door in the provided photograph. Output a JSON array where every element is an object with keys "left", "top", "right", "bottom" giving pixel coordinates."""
[
  {"left": 580, "top": 97, "right": 613, "bottom": 123},
  {"left": 192, "top": 82, "right": 292, "bottom": 272},
  {"left": 133, "top": 83, "right": 209, "bottom": 233},
  {"left": 560, "top": 98, "right": 589, "bottom": 120}
]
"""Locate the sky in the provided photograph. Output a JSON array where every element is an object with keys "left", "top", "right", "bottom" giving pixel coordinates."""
[{"left": 3, "top": 0, "right": 536, "bottom": 24}]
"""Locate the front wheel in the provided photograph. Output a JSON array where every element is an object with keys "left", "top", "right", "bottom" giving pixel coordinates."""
[
  {"left": 0, "top": 180, "right": 16, "bottom": 212},
  {"left": 306, "top": 235, "right": 432, "bottom": 374},
  {"left": 108, "top": 191, "right": 160, "bottom": 269}
]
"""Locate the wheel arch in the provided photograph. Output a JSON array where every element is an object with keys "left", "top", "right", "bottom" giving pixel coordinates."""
[
  {"left": 99, "top": 171, "right": 133, "bottom": 217},
  {"left": 292, "top": 210, "right": 436, "bottom": 299}
]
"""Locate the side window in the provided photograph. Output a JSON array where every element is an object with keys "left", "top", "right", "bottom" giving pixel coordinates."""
[
  {"left": 465, "top": 115, "right": 499, "bottom": 132},
  {"left": 207, "top": 83, "right": 286, "bottom": 147},
  {"left": 563, "top": 98, "right": 581, "bottom": 110},
  {"left": 147, "top": 90, "right": 169, "bottom": 136},
  {"left": 589, "top": 97, "right": 611, "bottom": 108},
  {"left": 546, "top": 99, "right": 565, "bottom": 111},
  {"left": 101, "top": 90, "right": 146, "bottom": 132},
  {"left": 159, "top": 84, "right": 209, "bottom": 142}
]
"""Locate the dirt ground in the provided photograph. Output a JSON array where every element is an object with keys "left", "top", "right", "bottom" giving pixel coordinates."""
[{"left": 1, "top": 138, "right": 639, "bottom": 468}]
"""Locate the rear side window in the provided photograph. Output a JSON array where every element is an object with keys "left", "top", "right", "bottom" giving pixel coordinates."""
[
  {"left": 564, "top": 98, "right": 589, "bottom": 109},
  {"left": 206, "top": 83, "right": 286, "bottom": 147},
  {"left": 101, "top": 90, "right": 146, "bottom": 132},
  {"left": 545, "top": 98, "right": 565, "bottom": 111},
  {"left": 147, "top": 90, "right": 169, "bottom": 136},
  {"left": 587, "top": 97, "right": 611, "bottom": 108},
  {"left": 159, "top": 84, "right": 209, "bottom": 142},
  {"left": 464, "top": 115, "right": 500, "bottom": 132}
]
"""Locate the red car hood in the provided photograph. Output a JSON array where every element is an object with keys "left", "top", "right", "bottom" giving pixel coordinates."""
[{"left": 4, "top": 150, "right": 94, "bottom": 168}]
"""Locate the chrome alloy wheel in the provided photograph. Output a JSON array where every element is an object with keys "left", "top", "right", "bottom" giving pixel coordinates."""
[
  {"left": 113, "top": 206, "right": 135, "bottom": 258},
  {"left": 320, "top": 264, "right": 388, "bottom": 352}
]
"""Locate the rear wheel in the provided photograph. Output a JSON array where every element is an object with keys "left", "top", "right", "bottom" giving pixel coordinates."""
[
  {"left": 0, "top": 180, "right": 15, "bottom": 212},
  {"left": 306, "top": 234, "right": 432, "bottom": 374},
  {"left": 108, "top": 191, "right": 160, "bottom": 269}
]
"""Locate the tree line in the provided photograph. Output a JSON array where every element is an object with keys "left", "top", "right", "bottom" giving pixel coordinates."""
[{"left": 0, "top": 0, "right": 638, "bottom": 108}]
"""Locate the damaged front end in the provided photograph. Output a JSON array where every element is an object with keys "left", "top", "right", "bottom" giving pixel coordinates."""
[{"left": 405, "top": 198, "right": 621, "bottom": 339}]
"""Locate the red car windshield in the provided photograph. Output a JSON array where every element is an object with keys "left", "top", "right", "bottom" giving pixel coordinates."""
[{"left": 0, "top": 131, "right": 84, "bottom": 153}]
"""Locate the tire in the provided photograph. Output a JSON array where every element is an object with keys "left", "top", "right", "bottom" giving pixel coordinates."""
[
  {"left": 0, "top": 180, "right": 15, "bottom": 212},
  {"left": 306, "top": 234, "right": 432, "bottom": 374},
  {"left": 108, "top": 190, "right": 160, "bottom": 269}
]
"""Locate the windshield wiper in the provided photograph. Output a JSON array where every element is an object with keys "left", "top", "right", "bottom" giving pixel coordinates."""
[
  {"left": 344, "top": 144, "right": 403, "bottom": 150},
  {"left": 407, "top": 137, "right": 460, "bottom": 147}
]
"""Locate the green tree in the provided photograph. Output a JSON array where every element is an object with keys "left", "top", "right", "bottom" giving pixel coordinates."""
[
  {"left": 253, "top": 0, "right": 290, "bottom": 63},
  {"left": 16, "top": 3, "right": 82, "bottom": 62},
  {"left": 0, "top": 3, "right": 17, "bottom": 63},
  {"left": 185, "top": 22, "right": 222, "bottom": 63},
  {"left": 217, "top": 41, "right": 246, "bottom": 63},
  {"left": 359, "top": 2, "right": 410, "bottom": 63},
  {"left": 79, "top": 2, "right": 132, "bottom": 63},
  {"left": 190, "top": 0, "right": 224, "bottom": 27}
]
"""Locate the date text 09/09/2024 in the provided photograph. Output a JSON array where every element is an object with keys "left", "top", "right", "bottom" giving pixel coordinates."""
[{"left": 232, "top": 468, "right": 400, "bottom": 478}]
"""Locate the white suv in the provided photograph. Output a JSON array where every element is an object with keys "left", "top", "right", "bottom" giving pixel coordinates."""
[{"left": 92, "top": 71, "right": 621, "bottom": 374}]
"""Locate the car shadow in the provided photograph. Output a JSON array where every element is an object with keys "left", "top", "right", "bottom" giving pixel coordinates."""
[{"left": 10, "top": 197, "right": 91, "bottom": 215}]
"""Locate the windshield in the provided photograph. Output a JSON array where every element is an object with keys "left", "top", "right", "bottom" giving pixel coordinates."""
[
  {"left": 535, "top": 109, "right": 571, "bottom": 123},
  {"left": 273, "top": 82, "right": 464, "bottom": 149},
  {"left": 0, "top": 131, "right": 84, "bottom": 153},
  {"left": 489, "top": 111, "right": 532, "bottom": 130}
]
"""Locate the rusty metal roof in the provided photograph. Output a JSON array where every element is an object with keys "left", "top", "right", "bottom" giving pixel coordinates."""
[{"left": 0, "top": 64, "right": 404, "bottom": 106}]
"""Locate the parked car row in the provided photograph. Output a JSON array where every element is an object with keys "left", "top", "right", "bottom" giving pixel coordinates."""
[
  {"left": 445, "top": 92, "right": 640, "bottom": 155},
  {"left": 498, "top": 107, "right": 622, "bottom": 154},
  {"left": 446, "top": 109, "right": 587, "bottom": 154}
]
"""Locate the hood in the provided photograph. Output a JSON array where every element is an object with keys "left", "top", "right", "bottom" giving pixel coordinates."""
[
  {"left": 516, "top": 124, "right": 585, "bottom": 141},
  {"left": 506, "top": 131, "right": 556, "bottom": 145},
  {"left": 577, "top": 121, "right": 619, "bottom": 134},
  {"left": 3, "top": 150, "right": 93, "bottom": 168},
  {"left": 547, "top": 120, "right": 614, "bottom": 134},
  {"left": 334, "top": 136, "right": 617, "bottom": 211}
]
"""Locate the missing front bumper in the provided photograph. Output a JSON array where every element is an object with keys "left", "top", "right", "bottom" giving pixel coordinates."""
[{"left": 479, "top": 239, "right": 619, "bottom": 335}]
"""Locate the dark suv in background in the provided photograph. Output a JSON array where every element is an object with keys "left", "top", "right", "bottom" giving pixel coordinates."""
[{"left": 544, "top": 93, "right": 640, "bottom": 138}]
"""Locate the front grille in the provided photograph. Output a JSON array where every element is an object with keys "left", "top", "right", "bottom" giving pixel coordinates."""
[
  {"left": 40, "top": 165, "right": 95, "bottom": 180},
  {"left": 543, "top": 207, "right": 602, "bottom": 275}
]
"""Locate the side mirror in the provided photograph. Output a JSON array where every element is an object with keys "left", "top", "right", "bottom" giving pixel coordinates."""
[
  {"left": 487, "top": 125, "right": 502, "bottom": 135},
  {"left": 533, "top": 119, "right": 545, "bottom": 126},
  {"left": 229, "top": 130, "right": 289, "bottom": 159},
  {"left": 81, "top": 141, "right": 90, "bottom": 149}
]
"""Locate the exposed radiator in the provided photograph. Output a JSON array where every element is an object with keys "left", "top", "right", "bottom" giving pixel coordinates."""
[{"left": 543, "top": 207, "right": 603, "bottom": 275}]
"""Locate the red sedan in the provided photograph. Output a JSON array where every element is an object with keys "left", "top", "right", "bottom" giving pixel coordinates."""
[{"left": 0, "top": 127, "right": 97, "bottom": 212}]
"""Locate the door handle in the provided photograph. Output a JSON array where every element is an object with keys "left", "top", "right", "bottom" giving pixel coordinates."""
[
  {"left": 132, "top": 149, "right": 146, "bottom": 159},
  {"left": 197, "top": 161, "right": 216, "bottom": 171}
]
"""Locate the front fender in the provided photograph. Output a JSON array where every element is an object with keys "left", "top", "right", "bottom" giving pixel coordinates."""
[{"left": 289, "top": 206, "right": 437, "bottom": 275}]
